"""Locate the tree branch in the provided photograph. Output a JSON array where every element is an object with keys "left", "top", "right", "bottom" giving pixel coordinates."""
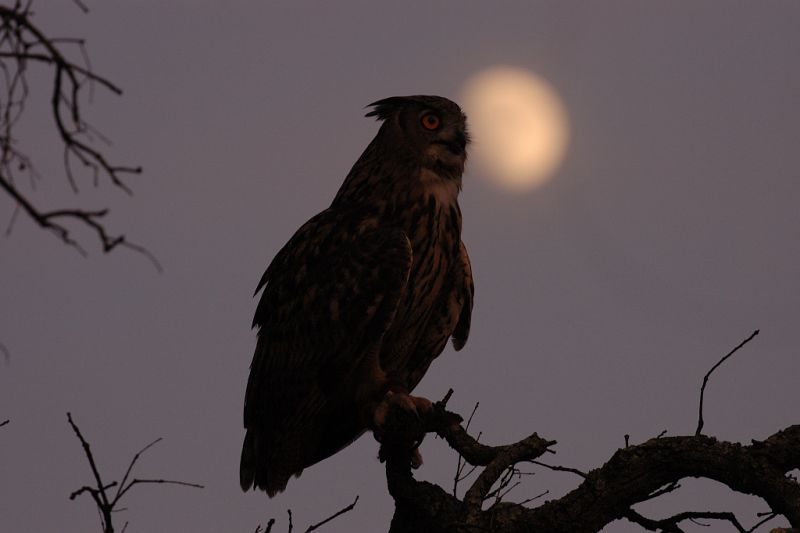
[
  {"left": 696, "top": 329, "right": 759, "bottom": 436},
  {"left": 304, "top": 495, "right": 360, "bottom": 532},
  {"left": 381, "top": 396, "right": 800, "bottom": 532},
  {"left": 0, "top": 3, "right": 156, "bottom": 268},
  {"left": 67, "top": 412, "right": 203, "bottom": 533}
]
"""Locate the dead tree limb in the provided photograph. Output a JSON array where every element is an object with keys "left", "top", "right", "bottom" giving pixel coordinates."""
[
  {"left": 378, "top": 330, "right": 797, "bottom": 532},
  {"left": 381, "top": 388, "right": 800, "bottom": 533},
  {"left": 0, "top": 2, "right": 158, "bottom": 269},
  {"left": 381, "top": 399, "right": 799, "bottom": 532},
  {"left": 696, "top": 329, "right": 759, "bottom": 435}
]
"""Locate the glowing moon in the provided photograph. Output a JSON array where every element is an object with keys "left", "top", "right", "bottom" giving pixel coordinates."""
[{"left": 461, "top": 66, "right": 569, "bottom": 191}]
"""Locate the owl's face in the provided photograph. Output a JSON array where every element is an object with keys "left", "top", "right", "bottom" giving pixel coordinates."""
[{"left": 367, "top": 95, "right": 469, "bottom": 175}]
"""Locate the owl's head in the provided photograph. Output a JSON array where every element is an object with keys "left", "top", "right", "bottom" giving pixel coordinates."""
[{"left": 366, "top": 95, "right": 469, "bottom": 176}]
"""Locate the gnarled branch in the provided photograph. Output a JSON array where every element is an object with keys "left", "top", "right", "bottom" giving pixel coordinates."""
[
  {"left": 0, "top": 2, "right": 158, "bottom": 269},
  {"left": 380, "top": 395, "right": 800, "bottom": 533}
]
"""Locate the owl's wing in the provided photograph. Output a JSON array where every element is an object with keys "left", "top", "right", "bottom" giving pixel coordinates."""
[
  {"left": 451, "top": 240, "right": 474, "bottom": 351},
  {"left": 241, "top": 210, "right": 412, "bottom": 494},
  {"left": 404, "top": 240, "right": 474, "bottom": 391}
]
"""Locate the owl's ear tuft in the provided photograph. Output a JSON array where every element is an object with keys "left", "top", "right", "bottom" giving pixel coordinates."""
[{"left": 365, "top": 96, "right": 408, "bottom": 121}]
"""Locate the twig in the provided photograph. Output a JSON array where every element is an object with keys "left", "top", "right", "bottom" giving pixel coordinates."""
[
  {"left": 747, "top": 512, "right": 777, "bottom": 532},
  {"left": 454, "top": 401, "right": 480, "bottom": 497},
  {"left": 254, "top": 519, "right": 276, "bottom": 533},
  {"left": 696, "top": 329, "right": 759, "bottom": 436},
  {"left": 519, "top": 489, "right": 549, "bottom": 506},
  {"left": 486, "top": 466, "right": 535, "bottom": 506},
  {"left": 529, "top": 459, "right": 587, "bottom": 479},
  {"left": 624, "top": 508, "right": 748, "bottom": 533},
  {"left": 642, "top": 481, "right": 681, "bottom": 502},
  {"left": 304, "top": 495, "right": 359, "bottom": 532},
  {"left": 439, "top": 388, "right": 454, "bottom": 407},
  {"left": 67, "top": 412, "right": 203, "bottom": 533}
]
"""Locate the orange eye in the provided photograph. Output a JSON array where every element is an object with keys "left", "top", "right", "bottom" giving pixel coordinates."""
[{"left": 420, "top": 113, "right": 441, "bottom": 130}]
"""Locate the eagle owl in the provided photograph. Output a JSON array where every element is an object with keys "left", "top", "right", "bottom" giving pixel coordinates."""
[{"left": 241, "top": 95, "right": 474, "bottom": 496}]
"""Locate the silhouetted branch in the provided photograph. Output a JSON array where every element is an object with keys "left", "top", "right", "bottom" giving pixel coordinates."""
[
  {"left": 625, "top": 508, "right": 779, "bottom": 533},
  {"left": 0, "top": 2, "right": 158, "bottom": 269},
  {"left": 453, "top": 400, "right": 480, "bottom": 497},
  {"left": 304, "top": 495, "right": 360, "bottom": 532},
  {"left": 253, "top": 519, "right": 276, "bottom": 533},
  {"left": 67, "top": 412, "right": 203, "bottom": 533},
  {"left": 528, "top": 459, "right": 587, "bottom": 479},
  {"left": 696, "top": 329, "right": 759, "bottom": 435},
  {"left": 253, "top": 496, "right": 359, "bottom": 533},
  {"left": 382, "top": 374, "right": 799, "bottom": 532},
  {"left": 624, "top": 508, "right": 748, "bottom": 533}
]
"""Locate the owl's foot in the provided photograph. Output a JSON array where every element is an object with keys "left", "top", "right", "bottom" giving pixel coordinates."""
[
  {"left": 372, "top": 389, "right": 433, "bottom": 430},
  {"left": 374, "top": 392, "right": 427, "bottom": 468},
  {"left": 371, "top": 387, "right": 432, "bottom": 468}
]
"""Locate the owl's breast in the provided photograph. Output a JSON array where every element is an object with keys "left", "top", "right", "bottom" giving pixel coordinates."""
[{"left": 379, "top": 188, "right": 463, "bottom": 380}]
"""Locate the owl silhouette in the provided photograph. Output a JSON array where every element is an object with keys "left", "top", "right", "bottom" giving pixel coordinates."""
[{"left": 241, "top": 95, "right": 474, "bottom": 496}]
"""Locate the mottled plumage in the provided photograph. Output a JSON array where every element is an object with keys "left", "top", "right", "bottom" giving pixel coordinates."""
[{"left": 241, "top": 95, "right": 474, "bottom": 496}]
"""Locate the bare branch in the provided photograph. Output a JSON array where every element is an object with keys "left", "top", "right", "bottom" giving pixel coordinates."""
[
  {"left": 696, "top": 329, "right": 759, "bottom": 436},
  {"left": 454, "top": 400, "right": 480, "bottom": 497},
  {"left": 624, "top": 508, "right": 748, "bottom": 533},
  {"left": 113, "top": 437, "right": 163, "bottom": 503},
  {"left": 253, "top": 519, "right": 276, "bottom": 533},
  {"left": 0, "top": 3, "right": 155, "bottom": 267},
  {"left": 519, "top": 489, "right": 549, "bottom": 506},
  {"left": 67, "top": 412, "right": 111, "bottom": 511},
  {"left": 383, "top": 397, "right": 800, "bottom": 533},
  {"left": 0, "top": 172, "right": 161, "bottom": 270},
  {"left": 67, "top": 412, "right": 203, "bottom": 533},
  {"left": 304, "top": 495, "right": 359, "bottom": 532},
  {"left": 748, "top": 512, "right": 778, "bottom": 532},
  {"left": 642, "top": 481, "right": 681, "bottom": 503},
  {"left": 529, "top": 459, "right": 587, "bottom": 479},
  {"left": 115, "top": 477, "right": 205, "bottom": 501}
]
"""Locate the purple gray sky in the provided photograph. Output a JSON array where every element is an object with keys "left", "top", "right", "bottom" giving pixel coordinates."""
[{"left": 2, "top": 2, "right": 799, "bottom": 532}]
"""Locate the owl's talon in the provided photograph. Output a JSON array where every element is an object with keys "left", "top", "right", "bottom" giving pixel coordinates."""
[{"left": 372, "top": 390, "right": 432, "bottom": 430}]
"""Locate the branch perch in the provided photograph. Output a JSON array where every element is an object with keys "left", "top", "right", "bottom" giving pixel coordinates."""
[{"left": 380, "top": 394, "right": 800, "bottom": 532}]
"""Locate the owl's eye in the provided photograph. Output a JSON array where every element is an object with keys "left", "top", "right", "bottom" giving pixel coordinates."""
[{"left": 420, "top": 113, "right": 441, "bottom": 130}]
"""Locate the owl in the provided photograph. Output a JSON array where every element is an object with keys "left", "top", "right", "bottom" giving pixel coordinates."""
[{"left": 240, "top": 95, "right": 474, "bottom": 496}]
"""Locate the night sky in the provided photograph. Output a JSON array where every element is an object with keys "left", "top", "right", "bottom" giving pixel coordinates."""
[{"left": 2, "top": 2, "right": 799, "bottom": 532}]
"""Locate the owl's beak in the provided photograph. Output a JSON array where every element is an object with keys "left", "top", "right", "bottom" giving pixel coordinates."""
[{"left": 434, "top": 130, "right": 468, "bottom": 156}]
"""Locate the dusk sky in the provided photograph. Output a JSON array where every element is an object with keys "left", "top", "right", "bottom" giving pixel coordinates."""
[{"left": 2, "top": 2, "right": 799, "bottom": 532}]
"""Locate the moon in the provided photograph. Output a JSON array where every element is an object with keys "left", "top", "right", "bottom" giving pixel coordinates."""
[{"left": 461, "top": 66, "right": 570, "bottom": 191}]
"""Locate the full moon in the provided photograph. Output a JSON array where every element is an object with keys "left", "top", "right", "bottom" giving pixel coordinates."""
[{"left": 461, "top": 66, "right": 569, "bottom": 191}]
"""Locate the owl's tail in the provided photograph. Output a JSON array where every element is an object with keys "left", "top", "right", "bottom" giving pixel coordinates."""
[{"left": 239, "top": 428, "right": 294, "bottom": 497}]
